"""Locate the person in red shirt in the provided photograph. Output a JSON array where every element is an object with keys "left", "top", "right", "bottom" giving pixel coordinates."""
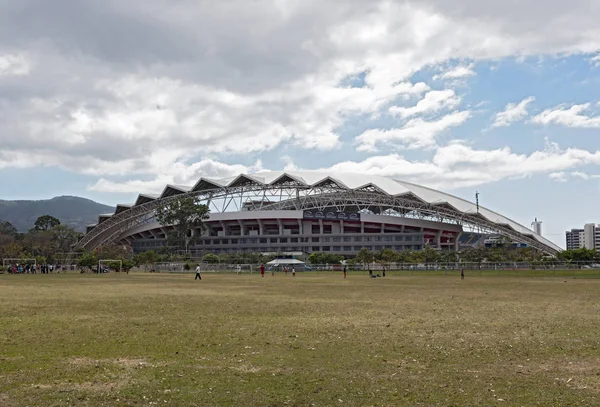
[{"left": 260, "top": 264, "right": 265, "bottom": 278}]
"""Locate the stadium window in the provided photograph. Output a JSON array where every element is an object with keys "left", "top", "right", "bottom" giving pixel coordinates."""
[
  {"left": 231, "top": 239, "right": 238, "bottom": 244},
  {"left": 333, "top": 246, "right": 341, "bottom": 251},
  {"left": 280, "top": 238, "right": 288, "bottom": 243},
  {"left": 374, "top": 236, "right": 381, "bottom": 241},
  {"left": 260, "top": 238, "right": 267, "bottom": 244},
  {"left": 343, "top": 236, "right": 351, "bottom": 242},
  {"left": 323, "top": 237, "right": 330, "bottom": 242},
  {"left": 270, "top": 238, "right": 278, "bottom": 243},
  {"left": 333, "top": 237, "right": 341, "bottom": 242},
  {"left": 354, "top": 246, "right": 362, "bottom": 251},
  {"left": 291, "top": 237, "right": 298, "bottom": 243},
  {"left": 322, "top": 246, "right": 331, "bottom": 251},
  {"left": 354, "top": 236, "right": 362, "bottom": 242},
  {"left": 384, "top": 236, "right": 393, "bottom": 241},
  {"left": 312, "top": 246, "right": 320, "bottom": 251},
  {"left": 250, "top": 239, "right": 257, "bottom": 244},
  {"left": 364, "top": 237, "right": 372, "bottom": 242},
  {"left": 405, "top": 236, "right": 413, "bottom": 241},
  {"left": 312, "top": 237, "right": 320, "bottom": 242},
  {"left": 343, "top": 246, "right": 352, "bottom": 251},
  {"left": 395, "top": 236, "right": 403, "bottom": 241}
]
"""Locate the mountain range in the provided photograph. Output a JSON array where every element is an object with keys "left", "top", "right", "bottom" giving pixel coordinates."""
[{"left": 0, "top": 196, "right": 113, "bottom": 233}]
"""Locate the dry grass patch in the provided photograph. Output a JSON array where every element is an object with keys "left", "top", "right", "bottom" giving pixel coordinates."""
[{"left": 1, "top": 272, "right": 600, "bottom": 406}]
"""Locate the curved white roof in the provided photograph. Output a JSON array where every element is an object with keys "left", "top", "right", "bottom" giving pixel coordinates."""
[{"left": 94, "top": 170, "right": 560, "bottom": 253}]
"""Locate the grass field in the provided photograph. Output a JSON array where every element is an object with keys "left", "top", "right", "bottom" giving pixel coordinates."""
[{"left": 1, "top": 272, "right": 600, "bottom": 406}]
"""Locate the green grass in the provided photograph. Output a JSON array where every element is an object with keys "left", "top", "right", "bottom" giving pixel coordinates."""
[{"left": 1, "top": 272, "right": 600, "bottom": 406}]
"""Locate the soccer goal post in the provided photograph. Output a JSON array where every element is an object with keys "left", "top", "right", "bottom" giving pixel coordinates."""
[
  {"left": 98, "top": 259, "right": 122, "bottom": 273},
  {"left": 3, "top": 258, "right": 37, "bottom": 267}
]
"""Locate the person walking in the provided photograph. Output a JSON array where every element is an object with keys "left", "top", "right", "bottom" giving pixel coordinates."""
[
  {"left": 284, "top": 266, "right": 288, "bottom": 276},
  {"left": 195, "top": 264, "right": 202, "bottom": 280},
  {"left": 343, "top": 265, "right": 347, "bottom": 279},
  {"left": 260, "top": 264, "right": 265, "bottom": 278},
  {"left": 291, "top": 266, "right": 296, "bottom": 277},
  {"left": 461, "top": 268, "right": 465, "bottom": 280}
]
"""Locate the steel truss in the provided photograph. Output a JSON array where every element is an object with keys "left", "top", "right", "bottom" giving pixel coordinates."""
[{"left": 74, "top": 184, "right": 558, "bottom": 256}]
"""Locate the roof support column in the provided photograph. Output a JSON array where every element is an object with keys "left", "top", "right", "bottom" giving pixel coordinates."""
[
  {"left": 297, "top": 219, "right": 303, "bottom": 235},
  {"left": 340, "top": 220, "right": 344, "bottom": 234},
  {"left": 361, "top": 222, "right": 364, "bottom": 234},
  {"left": 278, "top": 219, "right": 284, "bottom": 235},
  {"left": 219, "top": 221, "right": 228, "bottom": 236},
  {"left": 258, "top": 219, "right": 265, "bottom": 236},
  {"left": 381, "top": 223, "right": 385, "bottom": 233},
  {"left": 455, "top": 232, "right": 462, "bottom": 252},
  {"left": 436, "top": 230, "right": 442, "bottom": 249},
  {"left": 237, "top": 220, "right": 246, "bottom": 236},
  {"left": 319, "top": 219, "right": 324, "bottom": 235}
]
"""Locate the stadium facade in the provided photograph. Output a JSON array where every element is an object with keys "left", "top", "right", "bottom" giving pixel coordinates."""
[{"left": 78, "top": 171, "right": 561, "bottom": 256}]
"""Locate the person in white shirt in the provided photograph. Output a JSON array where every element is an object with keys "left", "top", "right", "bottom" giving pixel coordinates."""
[
  {"left": 195, "top": 265, "right": 202, "bottom": 280},
  {"left": 291, "top": 266, "right": 296, "bottom": 277}
]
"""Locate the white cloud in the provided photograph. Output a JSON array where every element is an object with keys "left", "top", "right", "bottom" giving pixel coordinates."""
[
  {"left": 389, "top": 89, "right": 460, "bottom": 118},
  {"left": 492, "top": 96, "right": 535, "bottom": 127},
  {"left": 0, "top": 53, "right": 31, "bottom": 76},
  {"left": 531, "top": 103, "right": 600, "bottom": 128},
  {"left": 549, "top": 172, "right": 568, "bottom": 182},
  {"left": 591, "top": 54, "right": 600, "bottom": 67},
  {"left": 355, "top": 110, "right": 471, "bottom": 151},
  {"left": 86, "top": 138, "right": 600, "bottom": 195},
  {"left": 434, "top": 63, "right": 476, "bottom": 80},
  {"left": 0, "top": 0, "right": 600, "bottom": 184}
]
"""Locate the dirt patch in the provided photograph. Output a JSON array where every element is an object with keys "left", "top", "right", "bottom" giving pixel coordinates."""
[{"left": 68, "top": 357, "right": 155, "bottom": 369}]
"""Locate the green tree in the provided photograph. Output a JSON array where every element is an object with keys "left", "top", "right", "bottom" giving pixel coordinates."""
[
  {"left": 354, "top": 248, "right": 374, "bottom": 265},
  {"left": 34, "top": 215, "right": 61, "bottom": 231},
  {"left": 77, "top": 252, "right": 98, "bottom": 272},
  {"left": 50, "top": 225, "right": 81, "bottom": 253},
  {"left": 308, "top": 252, "right": 344, "bottom": 265},
  {"left": 375, "top": 249, "right": 399, "bottom": 263},
  {"left": 202, "top": 253, "right": 220, "bottom": 264},
  {"left": 122, "top": 259, "right": 135, "bottom": 273},
  {"left": 135, "top": 250, "right": 160, "bottom": 271},
  {"left": 0, "top": 220, "right": 18, "bottom": 236},
  {"left": 155, "top": 196, "right": 210, "bottom": 257}
]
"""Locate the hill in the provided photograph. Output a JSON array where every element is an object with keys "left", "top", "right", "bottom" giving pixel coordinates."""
[{"left": 0, "top": 196, "right": 113, "bottom": 232}]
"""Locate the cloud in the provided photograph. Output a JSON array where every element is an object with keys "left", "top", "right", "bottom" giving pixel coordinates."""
[
  {"left": 492, "top": 96, "right": 535, "bottom": 127},
  {"left": 389, "top": 89, "right": 460, "bottom": 118},
  {"left": 531, "top": 103, "right": 600, "bottom": 128},
  {"left": 549, "top": 172, "right": 568, "bottom": 182},
  {"left": 591, "top": 54, "right": 600, "bottom": 67},
  {"left": 0, "top": 53, "right": 31, "bottom": 76},
  {"left": 355, "top": 110, "right": 471, "bottom": 151},
  {"left": 434, "top": 63, "right": 476, "bottom": 80},
  {"left": 0, "top": 0, "right": 600, "bottom": 182}
]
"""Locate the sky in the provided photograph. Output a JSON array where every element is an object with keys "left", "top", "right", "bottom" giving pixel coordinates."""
[{"left": 1, "top": 0, "right": 600, "bottom": 248}]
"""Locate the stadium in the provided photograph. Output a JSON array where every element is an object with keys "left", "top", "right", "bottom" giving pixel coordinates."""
[{"left": 78, "top": 171, "right": 561, "bottom": 257}]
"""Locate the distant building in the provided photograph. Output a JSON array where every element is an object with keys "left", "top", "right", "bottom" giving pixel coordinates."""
[
  {"left": 566, "top": 228, "right": 585, "bottom": 250},
  {"left": 565, "top": 224, "right": 600, "bottom": 251}
]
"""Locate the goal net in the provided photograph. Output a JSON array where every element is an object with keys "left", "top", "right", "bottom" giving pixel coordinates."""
[{"left": 98, "top": 259, "right": 122, "bottom": 273}]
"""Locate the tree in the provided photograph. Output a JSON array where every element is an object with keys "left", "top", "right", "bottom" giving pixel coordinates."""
[
  {"left": 135, "top": 250, "right": 160, "bottom": 271},
  {"left": 202, "top": 253, "right": 220, "bottom": 264},
  {"left": 355, "top": 248, "right": 374, "bottom": 265},
  {"left": 0, "top": 220, "right": 17, "bottom": 236},
  {"left": 50, "top": 225, "right": 81, "bottom": 253},
  {"left": 155, "top": 196, "right": 210, "bottom": 257},
  {"left": 308, "top": 252, "right": 344, "bottom": 265},
  {"left": 34, "top": 215, "right": 61, "bottom": 231},
  {"left": 375, "top": 249, "right": 399, "bottom": 263},
  {"left": 77, "top": 252, "right": 98, "bottom": 272}
]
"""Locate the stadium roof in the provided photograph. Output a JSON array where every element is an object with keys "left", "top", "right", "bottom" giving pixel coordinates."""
[{"left": 80, "top": 171, "right": 560, "bottom": 254}]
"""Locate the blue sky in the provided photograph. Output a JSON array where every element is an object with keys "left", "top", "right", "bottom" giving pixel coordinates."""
[{"left": 1, "top": 0, "right": 600, "bottom": 248}]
